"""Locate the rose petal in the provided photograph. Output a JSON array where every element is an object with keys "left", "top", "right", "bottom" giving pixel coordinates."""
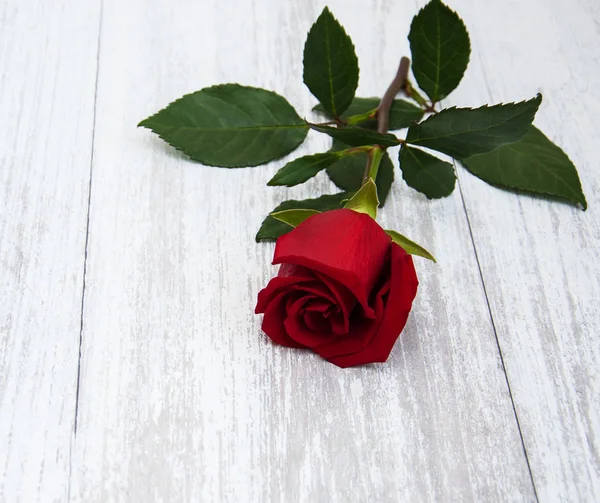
[
  {"left": 327, "top": 312, "right": 347, "bottom": 335},
  {"left": 273, "top": 209, "right": 391, "bottom": 316},
  {"left": 277, "top": 263, "right": 316, "bottom": 280},
  {"left": 286, "top": 317, "right": 334, "bottom": 348},
  {"left": 284, "top": 296, "right": 334, "bottom": 347},
  {"left": 304, "top": 311, "right": 330, "bottom": 333},
  {"left": 314, "top": 271, "right": 363, "bottom": 331},
  {"left": 261, "top": 292, "right": 305, "bottom": 348},
  {"left": 314, "top": 291, "right": 385, "bottom": 359},
  {"left": 304, "top": 298, "right": 331, "bottom": 313},
  {"left": 327, "top": 244, "right": 418, "bottom": 368},
  {"left": 255, "top": 275, "right": 335, "bottom": 314}
]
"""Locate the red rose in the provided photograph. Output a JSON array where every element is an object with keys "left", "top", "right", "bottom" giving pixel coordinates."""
[{"left": 255, "top": 208, "right": 418, "bottom": 368}]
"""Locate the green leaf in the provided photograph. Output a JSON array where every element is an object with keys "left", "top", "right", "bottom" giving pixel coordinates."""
[
  {"left": 268, "top": 152, "right": 342, "bottom": 187},
  {"left": 408, "top": 0, "right": 471, "bottom": 102},
  {"left": 314, "top": 97, "right": 424, "bottom": 130},
  {"left": 327, "top": 140, "right": 394, "bottom": 206},
  {"left": 405, "top": 95, "right": 542, "bottom": 158},
  {"left": 344, "top": 178, "right": 379, "bottom": 219},
  {"left": 270, "top": 209, "right": 321, "bottom": 227},
  {"left": 309, "top": 123, "right": 400, "bottom": 148},
  {"left": 138, "top": 84, "right": 308, "bottom": 167},
  {"left": 461, "top": 126, "right": 587, "bottom": 210},
  {"left": 303, "top": 7, "right": 359, "bottom": 117},
  {"left": 386, "top": 229, "right": 437, "bottom": 262},
  {"left": 256, "top": 192, "right": 351, "bottom": 242},
  {"left": 399, "top": 145, "right": 455, "bottom": 199}
]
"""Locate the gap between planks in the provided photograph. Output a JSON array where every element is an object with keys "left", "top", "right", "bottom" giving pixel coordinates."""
[
  {"left": 431, "top": 51, "right": 540, "bottom": 493},
  {"left": 64, "top": 1, "right": 541, "bottom": 500},
  {"left": 68, "top": 0, "right": 105, "bottom": 500},
  {"left": 454, "top": 163, "right": 540, "bottom": 502}
]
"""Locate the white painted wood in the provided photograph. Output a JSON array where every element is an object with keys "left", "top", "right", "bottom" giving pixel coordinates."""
[
  {"left": 69, "top": 0, "right": 535, "bottom": 501},
  {"left": 0, "top": 0, "right": 100, "bottom": 501},
  {"left": 448, "top": 0, "right": 600, "bottom": 500}
]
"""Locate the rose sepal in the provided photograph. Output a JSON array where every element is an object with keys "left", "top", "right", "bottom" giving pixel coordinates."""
[
  {"left": 270, "top": 208, "right": 322, "bottom": 228},
  {"left": 343, "top": 178, "right": 379, "bottom": 219},
  {"left": 385, "top": 229, "right": 436, "bottom": 262}
]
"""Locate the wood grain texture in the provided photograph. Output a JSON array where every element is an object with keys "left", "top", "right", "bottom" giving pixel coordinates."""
[
  {"left": 69, "top": 0, "right": 535, "bottom": 501},
  {"left": 0, "top": 0, "right": 100, "bottom": 501},
  {"left": 449, "top": 0, "right": 600, "bottom": 499}
]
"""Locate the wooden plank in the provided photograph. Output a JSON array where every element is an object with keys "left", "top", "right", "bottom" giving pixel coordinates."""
[
  {"left": 448, "top": 0, "right": 600, "bottom": 499},
  {"left": 0, "top": 0, "right": 101, "bottom": 501},
  {"left": 70, "top": 0, "right": 535, "bottom": 501}
]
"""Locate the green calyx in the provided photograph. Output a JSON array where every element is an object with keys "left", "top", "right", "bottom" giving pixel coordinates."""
[{"left": 344, "top": 178, "right": 379, "bottom": 219}]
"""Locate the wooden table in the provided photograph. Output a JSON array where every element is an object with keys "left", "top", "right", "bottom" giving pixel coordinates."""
[{"left": 1, "top": 0, "right": 599, "bottom": 501}]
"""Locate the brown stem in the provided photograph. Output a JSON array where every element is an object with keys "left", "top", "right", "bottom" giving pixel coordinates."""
[
  {"left": 424, "top": 102, "right": 438, "bottom": 114},
  {"left": 376, "top": 56, "right": 410, "bottom": 134}
]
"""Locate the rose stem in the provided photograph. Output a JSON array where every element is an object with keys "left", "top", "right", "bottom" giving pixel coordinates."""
[
  {"left": 361, "top": 57, "right": 411, "bottom": 185},
  {"left": 376, "top": 56, "right": 410, "bottom": 134}
]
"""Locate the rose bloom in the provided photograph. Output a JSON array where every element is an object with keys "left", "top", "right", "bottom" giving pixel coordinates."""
[{"left": 255, "top": 208, "right": 418, "bottom": 368}]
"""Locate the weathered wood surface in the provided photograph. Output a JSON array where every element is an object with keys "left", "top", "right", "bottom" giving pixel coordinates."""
[
  {"left": 68, "top": 0, "right": 534, "bottom": 500},
  {"left": 0, "top": 0, "right": 101, "bottom": 501},
  {"left": 450, "top": 0, "right": 600, "bottom": 499},
  {"left": 1, "top": 0, "right": 598, "bottom": 501}
]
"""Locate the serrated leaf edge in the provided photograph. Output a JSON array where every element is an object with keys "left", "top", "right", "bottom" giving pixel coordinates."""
[
  {"left": 460, "top": 133, "right": 588, "bottom": 210},
  {"left": 407, "top": 94, "right": 543, "bottom": 145},
  {"left": 408, "top": 0, "right": 471, "bottom": 102},
  {"left": 138, "top": 83, "right": 309, "bottom": 168},
  {"left": 302, "top": 7, "right": 359, "bottom": 117},
  {"left": 400, "top": 145, "right": 456, "bottom": 199}
]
